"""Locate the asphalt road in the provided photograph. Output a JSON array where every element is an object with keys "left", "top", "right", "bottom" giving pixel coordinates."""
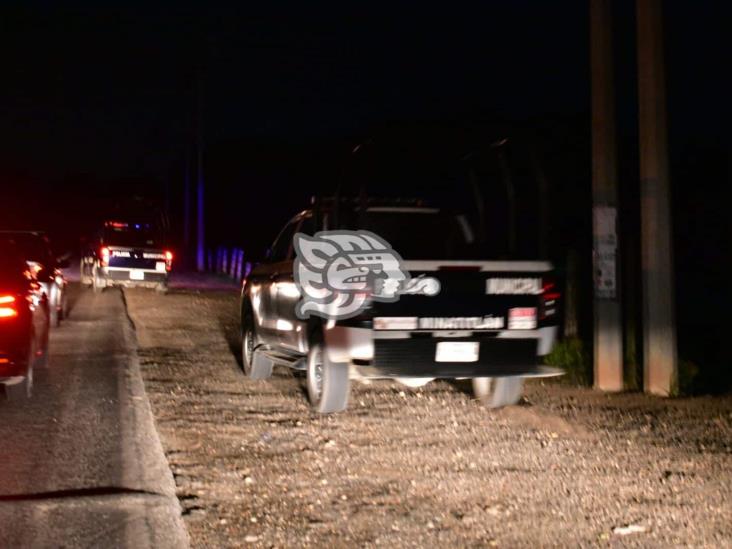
[{"left": 0, "top": 285, "right": 188, "bottom": 548}]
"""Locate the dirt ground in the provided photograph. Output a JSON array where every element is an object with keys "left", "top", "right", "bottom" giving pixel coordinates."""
[{"left": 123, "top": 286, "right": 732, "bottom": 548}]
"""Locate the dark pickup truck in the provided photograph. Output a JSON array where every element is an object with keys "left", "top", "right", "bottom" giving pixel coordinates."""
[
  {"left": 81, "top": 221, "right": 173, "bottom": 293},
  {"left": 240, "top": 200, "right": 561, "bottom": 413}
]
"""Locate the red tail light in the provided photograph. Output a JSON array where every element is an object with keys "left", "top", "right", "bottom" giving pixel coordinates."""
[
  {"left": 542, "top": 280, "right": 561, "bottom": 301},
  {"left": 164, "top": 250, "right": 173, "bottom": 271},
  {"left": 100, "top": 247, "right": 110, "bottom": 267},
  {"left": 540, "top": 278, "right": 560, "bottom": 320},
  {"left": 0, "top": 295, "right": 18, "bottom": 319}
]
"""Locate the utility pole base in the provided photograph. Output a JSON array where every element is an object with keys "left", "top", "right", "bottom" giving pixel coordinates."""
[{"left": 594, "top": 300, "right": 624, "bottom": 391}]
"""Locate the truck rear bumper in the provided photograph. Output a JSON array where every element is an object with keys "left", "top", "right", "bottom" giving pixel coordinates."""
[
  {"left": 103, "top": 267, "right": 168, "bottom": 288},
  {"left": 323, "top": 326, "right": 560, "bottom": 379}
]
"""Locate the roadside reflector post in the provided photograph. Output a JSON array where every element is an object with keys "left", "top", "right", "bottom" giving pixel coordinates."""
[
  {"left": 637, "top": 0, "right": 677, "bottom": 395},
  {"left": 591, "top": 0, "right": 623, "bottom": 391},
  {"left": 230, "top": 249, "right": 238, "bottom": 278},
  {"left": 236, "top": 249, "right": 244, "bottom": 280}
]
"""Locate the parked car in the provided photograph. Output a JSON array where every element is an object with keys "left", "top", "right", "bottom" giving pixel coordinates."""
[
  {"left": 81, "top": 220, "right": 173, "bottom": 293},
  {"left": 0, "top": 240, "right": 50, "bottom": 399},
  {"left": 0, "top": 231, "right": 68, "bottom": 327},
  {"left": 240, "top": 198, "right": 561, "bottom": 413}
]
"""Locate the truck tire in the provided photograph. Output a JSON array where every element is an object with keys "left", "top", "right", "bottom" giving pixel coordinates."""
[
  {"left": 242, "top": 313, "right": 272, "bottom": 380},
  {"left": 306, "top": 337, "right": 350, "bottom": 414},
  {"left": 80, "top": 259, "right": 93, "bottom": 287},
  {"left": 472, "top": 377, "right": 524, "bottom": 408},
  {"left": 3, "top": 347, "right": 34, "bottom": 400},
  {"left": 92, "top": 266, "right": 106, "bottom": 294}
]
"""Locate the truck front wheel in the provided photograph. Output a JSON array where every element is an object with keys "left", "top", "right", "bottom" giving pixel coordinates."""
[{"left": 306, "top": 337, "right": 350, "bottom": 414}]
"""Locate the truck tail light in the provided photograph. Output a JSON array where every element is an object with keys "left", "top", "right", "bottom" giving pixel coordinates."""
[
  {"left": 164, "top": 250, "right": 173, "bottom": 271},
  {"left": 100, "top": 247, "right": 110, "bottom": 267},
  {"left": 540, "top": 277, "right": 561, "bottom": 320},
  {"left": 0, "top": 295, "right": 18, "bottom": 319}
]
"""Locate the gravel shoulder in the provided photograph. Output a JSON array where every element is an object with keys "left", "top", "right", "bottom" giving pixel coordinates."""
[{"left": 123, "top": 286, "right": 732, "bottom": 548}]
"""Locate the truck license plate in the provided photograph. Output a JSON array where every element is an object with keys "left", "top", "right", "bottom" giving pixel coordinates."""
[
  {"left": 130, "top": 270, "right": 145, "bottom": 281},
  {"left": 435, "top": 341, "right": 479, "bottom": 362}
]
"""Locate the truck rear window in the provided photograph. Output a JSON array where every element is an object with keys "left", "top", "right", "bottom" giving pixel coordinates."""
[
  {"left": 103, "top": 228, "right": 159, "bottom": 248},
  {"left": 348, "top": 211, "right": 472, "bottom": 260}
]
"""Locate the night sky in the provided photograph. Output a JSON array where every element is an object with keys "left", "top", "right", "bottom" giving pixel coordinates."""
[
  {"left": 2, "top": 3, "right": 588, "bottom": 174},
  {"left": 1, "top": 2, "right": 730, "bottom": 385}
]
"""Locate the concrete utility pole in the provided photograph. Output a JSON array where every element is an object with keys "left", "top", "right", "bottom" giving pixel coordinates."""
[
  {"left": 637, "top": 0, "right": 677, "bottom": 395},
  {"left": 590, "top": 0, "right": 623, "bottom": 391}
]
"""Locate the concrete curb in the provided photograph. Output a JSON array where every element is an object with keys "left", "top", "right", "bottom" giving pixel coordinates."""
[{"left": 120, "top": 289, "right": 190, "bottom": 548}]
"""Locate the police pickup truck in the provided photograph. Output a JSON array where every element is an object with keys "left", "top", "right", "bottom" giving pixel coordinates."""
[
  {"left": 81, "top": 220, "right": 173, "bottom": 293},
  {"left": 240, "top": 199, "right": 561, "bottom": 413}
]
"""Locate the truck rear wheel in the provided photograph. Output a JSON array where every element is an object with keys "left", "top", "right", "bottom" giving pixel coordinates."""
[
  {"left": 472, "top": 377, "right": 524, "bottom": 408},
  {"left": 80, "top": 259, "right": 93, "bottom": 287},
  {"left": 92, "top": 266, "right": 106, "bottom": 293},
  {"left": 3, "top": 347, "right": 34, "bottom": 401},
  {"left": 306, "top": 338, "right": 350, "bottom": 414}
]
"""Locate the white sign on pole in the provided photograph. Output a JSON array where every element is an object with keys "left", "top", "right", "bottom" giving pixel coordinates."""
[{"left": 593, "top": 206, "right": 617, "bottom": 299}]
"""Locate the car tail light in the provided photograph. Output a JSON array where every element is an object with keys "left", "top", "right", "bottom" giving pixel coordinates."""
[
  {"left": 540, "top": 277, "right": 561, "bottom": 320},
  {"left": 0, "top": 295, "right": 18, "bottom": 319},
  {"left": 100, "top": 247, "right": 110, "bottom": 267},
  {"left": 164, "top": 250, "right": 173, "bottom": 271}
]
